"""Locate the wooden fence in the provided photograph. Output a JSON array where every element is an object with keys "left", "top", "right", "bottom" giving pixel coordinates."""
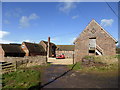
[{"left": 0, "top": 61, "right": 16, "bottom": 74}]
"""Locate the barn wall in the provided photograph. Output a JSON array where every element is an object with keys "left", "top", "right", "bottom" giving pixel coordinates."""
[
  {"left": 40, "top": 41, "right": 56, "bottom": 57},
  {"left": 21, "top": 43, "right": 29, "bottom": 56},
  {"left": 56, "top": 51, "right": 74, "bottom": 58},
  {"left": 74, "top": 20, "right": 116, "bottom": 62},
  {"left": 39, "top": 41, "right": 47, "bottom": 51}
]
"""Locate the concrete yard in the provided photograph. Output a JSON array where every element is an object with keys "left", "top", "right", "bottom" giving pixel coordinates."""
[{"left": 47, "top": 58, "right": 73, "bottom": 65}]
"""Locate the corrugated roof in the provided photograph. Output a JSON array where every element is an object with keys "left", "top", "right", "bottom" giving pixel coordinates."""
[
  {"left": 23, "top": 42, "right": 45, "bottom": 53},
  {"left": 1, "top": 44, "right": 25, "bottom": 53},
  {"left": 56, "top": 45, "right": 74, "bottom": 51}
]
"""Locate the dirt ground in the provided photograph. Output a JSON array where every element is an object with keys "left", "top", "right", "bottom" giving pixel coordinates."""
[
  {"left": 41, "top": 65, "right": 119, "bottom": 88},
  {"left": 47, "top": 58, "right": 73, "bottom": 65}
]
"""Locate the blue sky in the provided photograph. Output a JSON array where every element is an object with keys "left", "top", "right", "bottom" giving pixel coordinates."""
[{"left": 1, "top": 2, "right": 118, "bottom": 45}]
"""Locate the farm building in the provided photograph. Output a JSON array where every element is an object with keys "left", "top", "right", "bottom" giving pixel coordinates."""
[
  {"left": 21, "top": 42, "right": 46, "bottom": 56},
  {"left": 0, "top": 44, "right": 25, "bottom": 58},
  {"left": 56, "top": 45, "right": 74, "bottom": 58},
  {"left": 74, "top": 19, "right": 117, "bottom": 62},
  {"left": 39, "top": 40, "right": 56, "bottom": 57}
]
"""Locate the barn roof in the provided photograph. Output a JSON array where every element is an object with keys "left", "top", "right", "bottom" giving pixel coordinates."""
[
  {"left": 23, "top": 42, "right": 45, "bottom": 53},
  {"left": 39, "top": 40, "right": 56, "bottom": 47},
  {"left": 74, "top": 19, "right": 117, "bottom": 43},
  {"left": 1, "top": 44, "right": 25, "bottom": 53},
  {"left": 56, "top": 45, "right": 74, "bottom": 51}
]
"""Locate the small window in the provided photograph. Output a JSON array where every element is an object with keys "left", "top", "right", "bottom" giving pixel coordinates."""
[{"left": 22, "top": 45, "right": 25, "bottom": 48}]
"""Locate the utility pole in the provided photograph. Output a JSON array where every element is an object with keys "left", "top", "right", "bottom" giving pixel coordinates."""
[{"left": 47, "top": 37, "right": 50, "bottom": 59}]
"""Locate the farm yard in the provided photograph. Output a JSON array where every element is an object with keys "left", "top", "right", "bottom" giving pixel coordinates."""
[{"left": 47, "top": 58, "right": 73, "bottom": 65}]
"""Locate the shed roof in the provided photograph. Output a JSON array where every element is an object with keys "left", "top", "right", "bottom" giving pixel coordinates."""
[
  {"left": 23, "top": 42, "right": 45, "bottom": 53},
  {"left": 56, "top": 45, "right": 74, "bottom": 51},
  {"left": 1, "top": 44, "right": 25, "bottom": 53}
]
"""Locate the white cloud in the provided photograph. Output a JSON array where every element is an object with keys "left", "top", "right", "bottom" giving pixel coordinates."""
[
  {"left": 0, "top": 30, "right": 10, "bottom": 39},
  {"left": 72, "top": 15, "right": 79, "bottom": 19},
  {"left": 0, "top": 39, "right": 14, "bottom": 44},
  {"left": 51, "top": 37, "right": 57, "bottom": 41},
  {"left": 24, "top": 40, "right": 30, "bottom": 42},
  {"left": 100, "top": 19, "right": 114, "bottom": 27},
  {"left": 19, "top": 13, "right": 39, "bottom": 28},
  {"left": 29, "top": 13, "right": 39, "bottom": 20},
  {"left": 19, "top": 16, "right": 30, "bottom": 28},
  {"left": 5, "top": 8, "right": 23, "bottom": 18},
  {"left": 59, "top": 1, "right": 77, "bottom": 14},
  {"left": 70, "top": 37, "right": 76, "bottom": 44}
]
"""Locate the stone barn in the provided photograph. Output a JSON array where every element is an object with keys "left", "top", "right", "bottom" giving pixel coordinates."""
[
  {"left": 39, "top": 40, "right": 56, "bottom": 57},
  {"left": 56, "top": 45, "right": 74, "bottom": 58},
  {"left": 74, "top": 19, "right": 117, "bottom": 62},
  {"left": 0, "top": 44, "right": 25, "bottom": 58},
  {"left": 21, "top": 42, "right": 46, "bottom": 56}
]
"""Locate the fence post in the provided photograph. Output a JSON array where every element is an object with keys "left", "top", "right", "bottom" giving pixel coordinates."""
[
  {"left": 73, "top": 51, "right": 74, "bottom": 64},
  {"left": 15, "top": 61, "right": 17, "bottom": 71}
]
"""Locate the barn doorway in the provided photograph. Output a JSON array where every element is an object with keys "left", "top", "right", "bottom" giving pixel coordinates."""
[
  {"left": 89, "top": 37, "right": 103, "bottom": 55},
  {"left": 89, "top": 37, "right": 96, "bottom": 55}
]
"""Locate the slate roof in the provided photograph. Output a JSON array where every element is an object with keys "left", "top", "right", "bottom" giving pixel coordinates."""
[
  {"left": 1, "top": 44, "right": 25, "bottom": 53},
  {"left": 23, "top": 42, "right": 45, "bottom": 53},
  {"left": 56, "top": 45, "right": 74, "bottom": 51}
]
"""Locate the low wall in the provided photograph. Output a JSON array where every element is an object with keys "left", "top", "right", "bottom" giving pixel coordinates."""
[{"left": 3, "top": 55, "right": 47, "bottom": 68}]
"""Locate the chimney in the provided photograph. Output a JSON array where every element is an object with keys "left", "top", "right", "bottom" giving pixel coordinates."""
[{"left": 47, "top": 37, "right": 50, "bottom": 58}]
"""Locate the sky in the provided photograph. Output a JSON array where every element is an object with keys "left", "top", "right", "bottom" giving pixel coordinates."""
[{"left": 0, "top": 2, "right": 118, "bottom": 45}]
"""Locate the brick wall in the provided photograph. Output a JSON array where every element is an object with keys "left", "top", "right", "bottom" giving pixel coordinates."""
[
  {"left": 56, "top": 51, "right": 74, "bottom": 58},
  {"left": 0, "top": 45, "right": 4, "bottom": 62},
  {"left": 74, "top": 20, "right": 116, "bottom": 62}
]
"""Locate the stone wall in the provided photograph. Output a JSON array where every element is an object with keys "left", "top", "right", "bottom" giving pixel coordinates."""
[{"left": 3, "top": 56, "right": 47, "bottom": 68}]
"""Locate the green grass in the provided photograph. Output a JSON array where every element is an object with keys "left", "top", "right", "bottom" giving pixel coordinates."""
[
  {"left": 68, "top": 55, "right": 118, "bottom": 73},
  {"left": 68, "top": 62, "right": 83, "bottom": 70},
  {"left": 116, "top": 54, "right": 120, "bottom": 59},
  {"left": 2, "top": 69, "right": 40, "bottom": 88},
  {"left": 68, "top": 62, "right": 118, "bottom": 73},
  {"left": 2, "top": 64, "right": 50, "bottom": 89}
]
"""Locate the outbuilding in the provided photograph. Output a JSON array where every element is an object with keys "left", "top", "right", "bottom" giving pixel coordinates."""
[
  {"left": 21, "top": 42, "right": 46, "bottom": 56},
  {"left": 74, "top": 19, "right": 117, "bottom": 62},
  {"left": 0, "top": 44, "right": 25, "bottom": 58},
  {"left": 56, "top": 45, "right": 74, "bottom": 58}
]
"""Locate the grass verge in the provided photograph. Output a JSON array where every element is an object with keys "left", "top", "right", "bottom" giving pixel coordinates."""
[
  {"left": 2, "top": 63, "right": 51, "bottom": 89},
  {"left": 68, "top": 55, "right": 119, "bottom": 73}
]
